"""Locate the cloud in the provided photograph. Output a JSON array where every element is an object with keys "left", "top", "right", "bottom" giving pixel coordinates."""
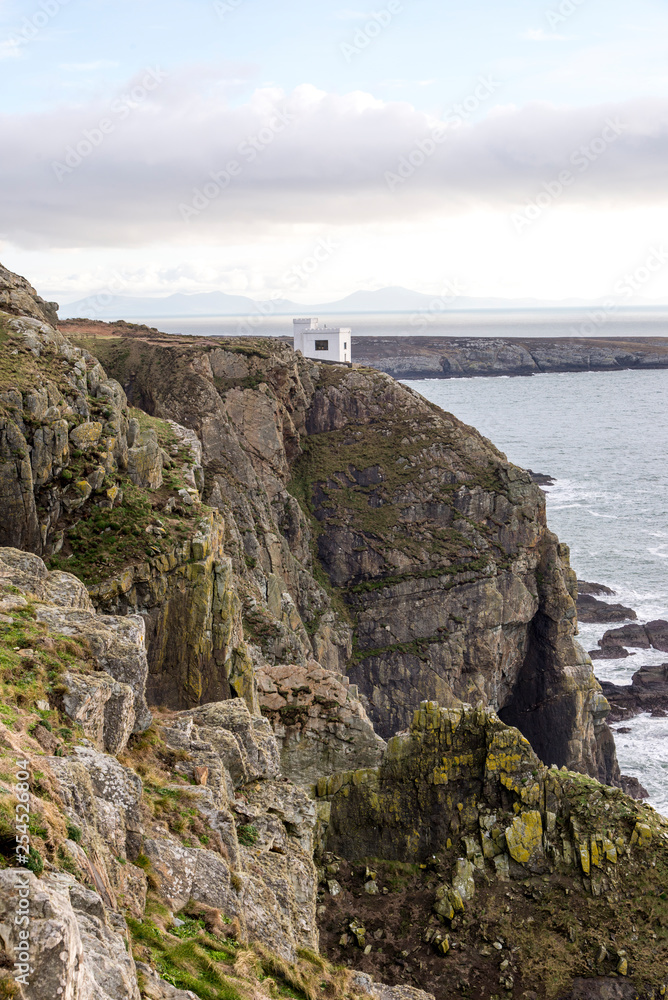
[
  {"left": 522, "top": 28, "right": 571, "bottom": 42},
  {"left": 1, "top": 69, "right": 668, "bottom": 249}
]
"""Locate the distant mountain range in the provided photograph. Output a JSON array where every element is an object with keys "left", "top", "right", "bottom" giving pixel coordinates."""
[{"left": 58, "top": 285, "right": 663, "bottom": 320}]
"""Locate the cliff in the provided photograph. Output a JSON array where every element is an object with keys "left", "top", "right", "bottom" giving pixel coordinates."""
[
  {"left": 66, "top": 321, "right": 617, "bottom": 785},
  {"left": 0, "top": 265, "right": 661, "bottom": 999},
  {"left": 350, "top": 335, "right": 668, "bottom": 379}
]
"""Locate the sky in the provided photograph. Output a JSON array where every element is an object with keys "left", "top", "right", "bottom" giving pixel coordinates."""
[{"left": 2, "top": 0, "right": 668, "bottom": 306}]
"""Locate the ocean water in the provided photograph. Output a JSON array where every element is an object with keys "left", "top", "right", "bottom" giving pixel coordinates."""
[
  {"left": 131, "top": 308, "right": 668, "bottom": 340},
  {"left": 404, "top": 370, "right": 668, "bottom": 814}
]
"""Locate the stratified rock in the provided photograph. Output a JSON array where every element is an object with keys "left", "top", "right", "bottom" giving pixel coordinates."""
[
  {"left": 257, "top": 659, "right": 386, "bottom": 785},
  {"left": 75, "top": 324, "right": 620, "bottom": 783},
  {"left": 353, "top": 334, "right": 668, "bottom": 379}
]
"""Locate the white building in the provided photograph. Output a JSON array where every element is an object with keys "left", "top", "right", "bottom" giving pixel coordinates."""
[{"left": 292, "top": 318, "right": 351, "bottom": 363}]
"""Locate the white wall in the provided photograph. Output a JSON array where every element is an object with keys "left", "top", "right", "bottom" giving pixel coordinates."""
[{"left": 301, "top": 328, "right": 350, "bottom": 363}]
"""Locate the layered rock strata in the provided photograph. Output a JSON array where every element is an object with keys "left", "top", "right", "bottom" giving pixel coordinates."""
[{"left": 73, "top": 324, "right": 619, "bottom": 783}]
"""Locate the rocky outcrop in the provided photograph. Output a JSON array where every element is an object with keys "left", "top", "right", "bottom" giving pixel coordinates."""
[
  {"left": 601, "top": 663, "right": 668, "bottom": 721},
  {"left": 0, "top": 870, "right": 140, "bottom": 1000},
  {"left": 256, "top": 659, "right": 386, "bottom": 785},
  {"left": 0, "top": 262, "right": 58, "bottom": 327},
  {"left": 0, "top": 310, "right": 131, "bottom": 557},
  {"left": 576, "top": 594, "right": 637, "bottom": 624},
  {"left": 66, "top": 323, "right": 619, "bottom": 784},
  {"left": 352, "top": 335, "right": 668, "bottom": 379},
  {"left": 0, "top": 546, "right": 151, "bottom": 751},
  {"left": 590, "top": 620, "right": 668, "bottom": 660},
  {"left": 316, "top": 701, "right": 668, "bottom": 996}
]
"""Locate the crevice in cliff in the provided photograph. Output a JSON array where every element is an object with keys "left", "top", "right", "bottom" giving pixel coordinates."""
[{"left": 498, "top": 612, "right": 575, "bottom": 769}]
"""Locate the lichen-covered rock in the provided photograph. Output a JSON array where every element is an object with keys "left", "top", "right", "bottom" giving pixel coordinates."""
[
  {"left": 0, "top": 546, "right": 151, "bottom": 751},
  {"left": 257, "top": 659, "right": 386, "bottom": 785},
  {"left": 318, "top": 701, "right": 668, "bottom": 887},
  {"left": 505, "top": 809, "right": 543, "bottom": 864},
  {"left": 62, "top": 670, "right": 136, "bottom": 754},
  {"left": 35, "top": 604, "right": 152, "bottom": 737},
  {"left": 127, "top": 426, "right": 163, "bottom": 489},
  {"left": 0, "top": 870, "right": 140, "bottom": 1000},
  {"left": 89, "top": 512, "right": 258, "bottom": 713},
  {"left": 0, "top": 310, "right": 130, "bottom": 556}
]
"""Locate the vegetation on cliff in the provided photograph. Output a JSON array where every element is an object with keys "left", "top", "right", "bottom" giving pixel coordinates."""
[{"left": 0, "top": 268, "right": 663, "bottom": 999}]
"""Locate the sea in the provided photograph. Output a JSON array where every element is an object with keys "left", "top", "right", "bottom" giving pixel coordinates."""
[
  {"left": 129, "top": 307, "right": 668, "bottom": 340},
  {"left": 405, "top": 371, "right": 668, "bottom": 815},
  {"left": 135, "top": 309, "right": 668, "bottom": 813}
]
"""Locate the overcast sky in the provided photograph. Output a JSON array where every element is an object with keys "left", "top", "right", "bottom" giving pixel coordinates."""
[{"left": 2, "top": 0, "right": 668, "bottom": 305}]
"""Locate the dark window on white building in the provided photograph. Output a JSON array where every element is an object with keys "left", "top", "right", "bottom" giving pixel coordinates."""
[{"left": 315, "top": 340, "right": 329, "bottom": 351}]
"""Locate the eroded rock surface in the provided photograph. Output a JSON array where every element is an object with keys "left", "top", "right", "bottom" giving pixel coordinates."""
[
  {"left": 257, "top": 659, "right": 386, "bottom": 785},
  {"left": 316, "top": 702, "right": 668, "bottom": 997},
  {"left": 82, "top": 327, "right": 619, "bottom": 782}
]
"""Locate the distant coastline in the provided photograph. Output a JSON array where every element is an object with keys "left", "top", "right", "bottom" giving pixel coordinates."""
[{"left": 354, "top": 334, "right": 668, "bottom": 379}]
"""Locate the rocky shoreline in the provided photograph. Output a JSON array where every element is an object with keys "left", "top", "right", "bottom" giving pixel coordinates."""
[
  {"left": 351, "top": 335, "right": 668, "bottom": 379},
  {"left": 575, "top": 578, "right": 668, "bottom": 733}
]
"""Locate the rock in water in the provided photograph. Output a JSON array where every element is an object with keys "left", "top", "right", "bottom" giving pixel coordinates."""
[{"left": 577, "top": 593, "right": 637, "bottom": 624}]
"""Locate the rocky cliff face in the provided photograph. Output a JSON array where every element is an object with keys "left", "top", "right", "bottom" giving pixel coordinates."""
[
  {"left": 72, "top": 324, "right": 618, "bottom": 784},
  {"left": 0, "top": 265, "right": 658, "bottom": 998},
  {"left": 0, "top": 546, "right": 427, "bottom": 1000}
]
